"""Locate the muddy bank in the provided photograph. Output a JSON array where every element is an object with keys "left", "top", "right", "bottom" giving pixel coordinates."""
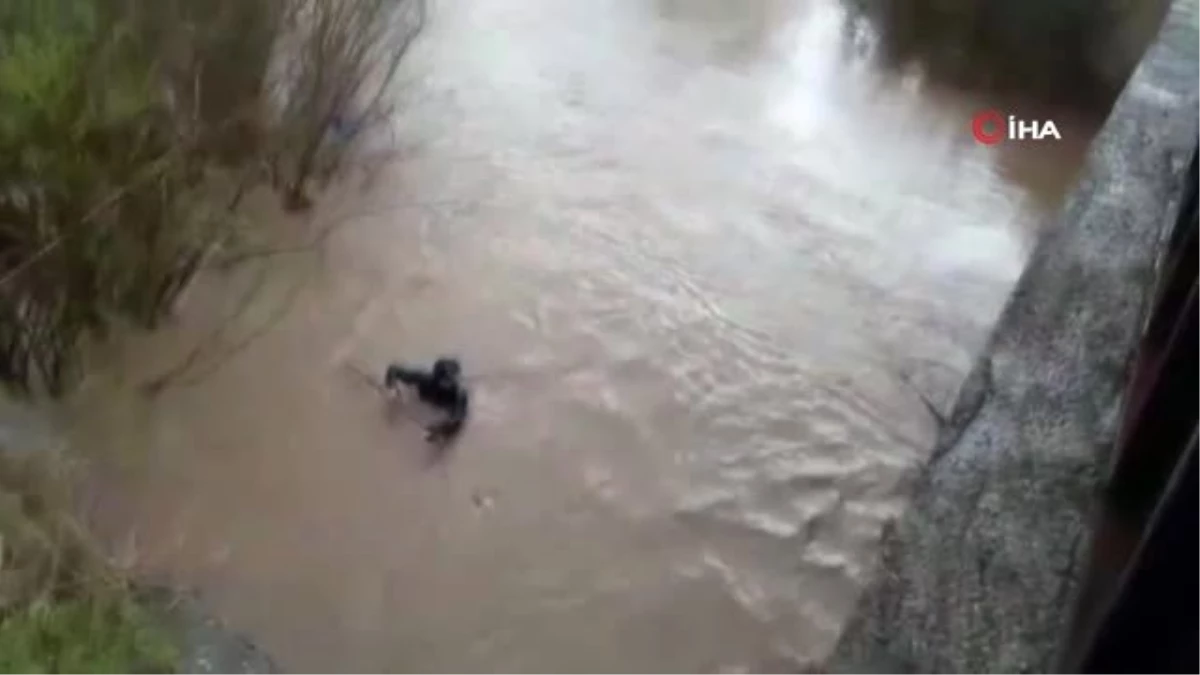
[{"left": 826, "top": 0, "right": 1199, "bottom": 672}]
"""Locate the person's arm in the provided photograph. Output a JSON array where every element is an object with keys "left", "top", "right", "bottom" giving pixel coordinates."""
[
  {"left": 427, "top": 388, "right": 469, "bottom": 442},
  {"left": 384, "top": 364, "right": 428, "bottom": 390}
]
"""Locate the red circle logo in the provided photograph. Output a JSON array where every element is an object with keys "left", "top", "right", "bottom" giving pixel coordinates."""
[{"left": 971, "top": 110, "right": 1005, "bottom": 145}]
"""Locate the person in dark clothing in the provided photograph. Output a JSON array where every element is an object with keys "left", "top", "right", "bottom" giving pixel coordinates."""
[{"left": 384, "top": 357, "right": 470, "bottom": 443}]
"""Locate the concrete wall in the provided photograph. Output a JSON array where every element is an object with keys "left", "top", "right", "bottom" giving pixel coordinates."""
[{"left": 826, "top": 0, "right": 1198, "bottom": 672}]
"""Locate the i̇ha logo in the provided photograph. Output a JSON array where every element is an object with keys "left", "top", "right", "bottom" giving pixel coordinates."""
[{"left": 971, "top": 110, "right": 1062, "bottom": 145}]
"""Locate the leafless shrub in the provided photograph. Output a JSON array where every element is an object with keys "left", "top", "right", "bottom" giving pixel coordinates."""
[
  {"left": 0, "top": 0, "right": 425, "bottom": 396},
  {"left": 266, "top": 0, "right": 426, "bottom": 210}
]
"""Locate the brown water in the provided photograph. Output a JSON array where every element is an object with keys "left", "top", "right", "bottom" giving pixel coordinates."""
[{"left": 66, "top": 0, "right": 1099, "bottom": 671}]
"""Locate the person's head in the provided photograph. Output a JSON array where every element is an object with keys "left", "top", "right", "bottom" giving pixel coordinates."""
[{"left": 432, "top": 357, "right": 461, "bottom": 381}]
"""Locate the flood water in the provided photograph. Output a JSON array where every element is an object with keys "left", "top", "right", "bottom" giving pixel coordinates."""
[{"left": 67, "top": 0, "right": 1100, "bottom": 671}]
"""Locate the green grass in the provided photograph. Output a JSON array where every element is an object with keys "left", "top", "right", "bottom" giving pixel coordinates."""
[
  {"left": 0, "top": 595, "right": 178, "bottom": 673},
  {"left": 0, "top": 0, "right": 425, "bottom": 396},
  {"left": 0, "top": 0, "right": 423, "bottom": 668},
  {"left": 0, "top": 447, "right": 179, "bottom": 674}
]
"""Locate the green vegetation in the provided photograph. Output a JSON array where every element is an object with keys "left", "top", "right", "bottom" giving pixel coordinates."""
[
  {"left": 0, "top": 0, "right": 425, "bottom": 396},
  {"left": 0, "top": 0, "right": 424, "bottom": 670},
  {"left": 0, "top": 0, "right": 226, "bottom": 395},
  {"left": 0, "top": 597, "right": 177, "bottom": 673},
  {"left": 0, "top": 448, "right": 178, "bottom": 672}
]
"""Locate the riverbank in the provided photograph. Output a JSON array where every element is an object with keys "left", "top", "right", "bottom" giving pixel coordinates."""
[
  {"left": 0, "top": 399, "right": 278, "bottom": 673},
  {"left": 0, "top": 1, "right": 423, "bottom": 669},
  {"left": 827, "top": 0, "right": 1198, "bottom": 670}
]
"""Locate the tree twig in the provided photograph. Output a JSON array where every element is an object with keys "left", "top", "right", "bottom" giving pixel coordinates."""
[
  {"left": 154, "top": 275, "right": 309, "bottom": 390},
  {"left": 139, "top": 265, "right": 272, "bottom": 395}
]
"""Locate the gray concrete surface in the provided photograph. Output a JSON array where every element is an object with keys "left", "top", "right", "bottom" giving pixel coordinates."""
[{"left": 826, "top": 0, "right": 1199, "bottom": 672}]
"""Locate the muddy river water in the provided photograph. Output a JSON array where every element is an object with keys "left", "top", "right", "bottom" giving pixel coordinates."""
[{"left": 65, "top": 0, "right": 1099, "bottom": 671}]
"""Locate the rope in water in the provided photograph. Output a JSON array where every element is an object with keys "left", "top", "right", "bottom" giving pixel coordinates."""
[{"left": 342, "top": 361, "right": 390, "bottom": 395}]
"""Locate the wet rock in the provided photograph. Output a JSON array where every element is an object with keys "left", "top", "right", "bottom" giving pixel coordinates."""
[
  {"left": 826, "top": 0, "right": 1198, "bottom": 672},
  {"left": 142, "top": 588, "right": 279, "bottom": 674}
]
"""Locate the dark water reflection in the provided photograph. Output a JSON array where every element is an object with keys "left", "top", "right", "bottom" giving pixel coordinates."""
[{"left": 842, "top": 0, "right": 1169, "bottom": 107}]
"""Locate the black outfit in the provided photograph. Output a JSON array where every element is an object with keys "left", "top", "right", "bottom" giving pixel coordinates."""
[{"left": 384, "top": 358, "right": 469, "bottom": 442}]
